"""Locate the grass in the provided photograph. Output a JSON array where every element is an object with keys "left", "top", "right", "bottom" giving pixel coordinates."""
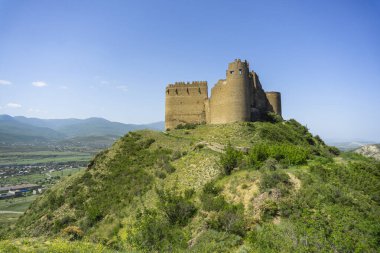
[
  {"left": 2, "top": 121, "right": 379, "bottom": 252},
  {"left": 0, "top": 195, "right": 38, "bottom": 229},
  {"left": 0, "top": 195, "right": 38, "bottom": 212}
]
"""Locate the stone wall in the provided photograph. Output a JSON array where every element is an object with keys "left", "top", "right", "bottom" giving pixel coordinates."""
[
  {"left": 164, "top": 59, "right": 282, "bottom": 129},
  {"left": 209, "top": 60, "right": 251, "bottom": 123},
  {"left": 165, "top": 81, "right": 208, "bottom": 129},
  {"left": 265, "top": 92, "right": 282, "bottom": 116}
]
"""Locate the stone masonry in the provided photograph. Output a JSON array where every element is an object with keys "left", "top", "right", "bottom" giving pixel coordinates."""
[{"left": 165, "top": 59, "right": 281, "bottom": 129}]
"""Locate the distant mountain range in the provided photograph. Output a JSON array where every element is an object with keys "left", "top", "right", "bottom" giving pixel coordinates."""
[{"left": 0, "top": 114, "right": 164, "bottom": 145}]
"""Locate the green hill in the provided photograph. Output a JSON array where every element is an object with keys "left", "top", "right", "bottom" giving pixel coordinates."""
[{"left": 1, "top": 120, "right": 380, "bottom": 252}]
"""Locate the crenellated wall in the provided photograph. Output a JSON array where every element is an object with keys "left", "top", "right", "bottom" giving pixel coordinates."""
[
  {"left": 165, "top": 81, "right": 208, "bottom": 130},
  {"left": 164, "top": 60, "right": 282, "bottom": 129}
]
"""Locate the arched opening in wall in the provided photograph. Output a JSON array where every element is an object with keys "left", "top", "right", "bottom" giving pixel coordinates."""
[
  {"left": 230, "top": 71, "right": 234, "bottom": 74},
  {"left": 239, "top": 69, "right": 242, "bottom": 75},
  {"left": 187, "top": 88, "right": 189, "bottom": 94},
  {"left": 198, "top": 88, "right": 201, "bottom": 94},
  {"left": 166, "top": 89, "right": 169, "bottom": 95},
  {"left": 175, "top": 89, "right": 178, "bottom": 95}
]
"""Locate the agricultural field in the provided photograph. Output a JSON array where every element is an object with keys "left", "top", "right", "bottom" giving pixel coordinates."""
[
  {"left": 0, "top": 150, "right": 93, "bottom": 166},
  {"left": 0, "top": 144, "right": 96, "bottom": 231},
  {"left": 0, "top": 195, "right": 38, "bottom": 228}
]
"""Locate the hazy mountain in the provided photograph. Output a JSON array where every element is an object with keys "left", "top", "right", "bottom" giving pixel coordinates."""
[
  {"left": 0, "top": 114, "right": 164, "bottom": 144},
  {"left": 14, "top": 116, "right": 83, "bottom": 130},
  {"left": 0, "top": 115, "right": 65, "bottom": 144}
]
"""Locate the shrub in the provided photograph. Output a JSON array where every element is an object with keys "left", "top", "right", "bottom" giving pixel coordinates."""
[
  {"left": 171, "top": 150, "right": 183, "bottom": 160},
  {"left": 175, "top": 123, "right": 197, "bottom": 129},
  {"left": 262, "top": 112, "right": 283, "bottom": 123},
  {"left": 201, "top": 194, "right": 229, "bottom": 212},
  {"left": 155, "top": 170, "right": 167, "bottom": 179},
  {"left": 62, "top": 226, "right": 84, "bottom": 240},
  {"left": 189, "top": 229, "right": 242, "bottom": 253},
  {"left": 207, "top": 204, "right": 246, "bottom": 236},
  {"left": 249, "top": 143, "right": 310, "bottom": 167},
  {"left": 220, "top": 143, "right": 243, "bottom": 175},
  {"left": 203, "top": 181, "right": 222, "bottom": 195},
  {"left": 261, "top": 200, "right": 279, "bottom": 220},
  {"left": 128, "top": 209, "right": 187, "bottom": 252},
  {"left": 328, "top": 146, "right": 340, "bottom": 156},
  {"left": 259, "top": 170, "right": 291, "bottom": 193},
  {"left": 156, "top": 187, "right": 197, "bottom": 226},
  {"left": 260, "top": 158, "right": 281, "bottom": 171}
]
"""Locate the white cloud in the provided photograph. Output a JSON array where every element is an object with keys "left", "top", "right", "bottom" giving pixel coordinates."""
[
  {"left": 116, "top": 85, "right": 128, "bottom": 92},
  {"left": 6, "top": 103, "right": 22, "bottom": 108},
  {"left": 0, "top": 80, "right": 12, "bottom": 85},
  {"left": 32, "top": 81, "right": 48, "bottom": 87}
]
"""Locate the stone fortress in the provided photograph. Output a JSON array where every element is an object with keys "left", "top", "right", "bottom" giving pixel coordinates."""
[{"left": 165, "top": 59, "right": 282, "bottom": 130}]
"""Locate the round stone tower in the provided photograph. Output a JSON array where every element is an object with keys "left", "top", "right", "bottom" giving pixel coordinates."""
[
  {"left": 209, "top": 59, "right": 251, "bottom": 123},
  {"left": 265, "top": 91, "right": 282, "bottom": 116}
]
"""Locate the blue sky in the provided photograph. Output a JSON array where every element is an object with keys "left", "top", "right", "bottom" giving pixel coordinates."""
[{"left": 0, "top": 0, "right": 379, "bottom": 141}]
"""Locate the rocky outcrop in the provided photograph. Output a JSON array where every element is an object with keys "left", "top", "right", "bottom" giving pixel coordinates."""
[{"left": 354, "top": 144, "right": 380, "bottom": 160}]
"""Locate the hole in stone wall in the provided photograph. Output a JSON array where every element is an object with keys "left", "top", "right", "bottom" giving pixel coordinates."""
[
  {"left": 239, "top": 69, "right": 242, "bottom": 75},
  {"left": 230, "top": 71, "right": 234, "bottom": 74}
]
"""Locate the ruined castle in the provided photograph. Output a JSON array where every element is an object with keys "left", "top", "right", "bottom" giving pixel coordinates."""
[{"left": 165, "top": 59, "right": 282, "bottom": 129}]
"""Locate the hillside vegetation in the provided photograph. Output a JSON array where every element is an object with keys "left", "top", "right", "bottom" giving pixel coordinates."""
[{"left": 1, "top": 119, "right": 380, "bottom": 252}]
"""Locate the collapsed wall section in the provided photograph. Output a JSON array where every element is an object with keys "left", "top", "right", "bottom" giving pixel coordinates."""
[{"left": 165, "top": 81, "right": 208, "bottom": 129}]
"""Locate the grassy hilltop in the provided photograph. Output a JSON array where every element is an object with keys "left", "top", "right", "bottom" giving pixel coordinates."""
[{"left": 1, "top": 119, "right": 380, "bottom": 252}]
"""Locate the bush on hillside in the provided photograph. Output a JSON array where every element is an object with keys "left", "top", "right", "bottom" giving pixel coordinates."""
[
  {"left": 156, "top": 187, "right": 197, "bottom": 226},
  {"left": 259, "top": 170, "right": 292, "bottom": 194},
  {"left": 220, "top": 143, "right": 243, "bottom": 175},
  {"left": 249, "top": 143, "right": 310, "bottom": 167},
  {"left": 62, "top": 226, "right": 84, "bottom": 241},
  {"left": 189, "top": 229, "right": 242, "bottom": 253},
  {"left": 328, "top": 146, "right": 340, "bottom": 156},
  {"left": 200, "top": 182, "right": 246, "bottom": 236},
  {"left": 175, "top": 123, "right": 198, "bottom": 129},
  {"left": 128, "top": 209, "right": 187, "bottom": 252},
  {"left": 207, "top": 204, "right": 246, "bottom": 236},
  {"left": 261, "top": 112, "right": 283, "bottom": 123}
]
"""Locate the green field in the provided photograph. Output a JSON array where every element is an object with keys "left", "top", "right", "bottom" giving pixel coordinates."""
[
  {"left": 0, "top": 195, "right": 38, "bottom": 228},
  {"left": 0, "top": 167, "right": 83, "bottom": 186},
  {"left": 0, "top": 167, "right": 84, "bottom": 229},
  {"left": 0, "top": 151, "right": 93, "bottom": 166}
]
